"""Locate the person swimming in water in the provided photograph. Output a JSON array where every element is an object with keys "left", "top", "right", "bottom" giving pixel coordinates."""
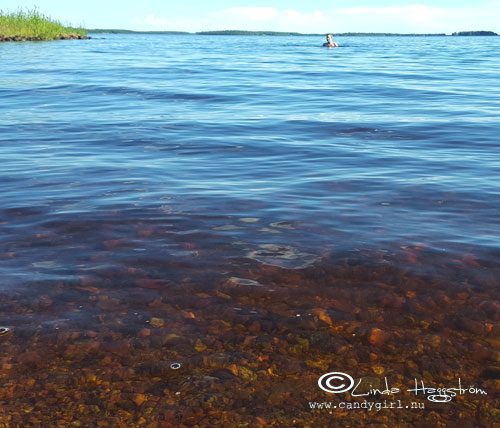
[{"left": 323, "top": 34, "right": 339, "bottom": 48}]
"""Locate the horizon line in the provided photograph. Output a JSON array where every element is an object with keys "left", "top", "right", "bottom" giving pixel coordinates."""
[{"left": 86, "top": 29, "right": 499, "bottom": 36}]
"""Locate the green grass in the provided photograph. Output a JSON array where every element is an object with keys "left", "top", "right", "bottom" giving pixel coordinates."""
[{"left": 0, "top": 8, "right": 87, "bottom": 41}]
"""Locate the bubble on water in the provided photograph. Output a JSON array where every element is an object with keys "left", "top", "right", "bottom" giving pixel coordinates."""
[
  {"left": 258, "top": 227, "right": 281, "bottom": 234},
  {"left": 32, "top": 261, "right": 59, "bottom": 268},
  {"left": 213, "top": 225, "right": 243, "bottom": 231},
  {"left": 170, "top": 363, "right": 182, "bottom": 370},
  {"left": 159, "top": 205, "right": 173, "bottom": 213},
  {"left": 270, "top": 221, "right": 295, "bottom": 230},
  {"left": 239, "top": 218, "right": 260, "bottom": 223}
]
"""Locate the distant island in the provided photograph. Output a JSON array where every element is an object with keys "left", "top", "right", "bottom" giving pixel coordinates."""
[
  {"left": 196, "top": 30, "right": 318, "bottom": 36},
  {"left": 0, "top": 8, "right": 88, "bottom": 42},
  {"left": 88, "top": 29, "right": 321, "bottom": 36},
  {"left": 452, "top": 31, "right": 498, "bottom": 36},
  {"left": 87, "top": 29, "right": 498, "bottom": 37},
  {"left": 88, "top": 29, "right": 190, "bottom": 35},
  {"left": 195, "top": 30, "right": 448, "bottom": 36},
  {"left": 328, "top": 32, "right": 448, "bottom": 37}
]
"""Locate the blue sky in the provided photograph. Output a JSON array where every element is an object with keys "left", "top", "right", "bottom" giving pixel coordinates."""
[{"left": 2, "top": 1, "right": 499, "bottom": 33}]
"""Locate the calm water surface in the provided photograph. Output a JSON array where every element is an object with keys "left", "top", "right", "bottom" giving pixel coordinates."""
[{"left": 0, "top": 35, "right": 499, "bottom": 426}]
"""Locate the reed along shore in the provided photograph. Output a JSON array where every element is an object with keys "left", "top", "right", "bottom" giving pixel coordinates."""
[{"left": 0, "top": 9, "right": 88, "bottom": 42}]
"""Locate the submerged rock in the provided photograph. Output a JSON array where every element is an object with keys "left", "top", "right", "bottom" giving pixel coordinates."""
[
  {"left": 246, "top": 244, "right": 319, "bottom": 269},
  {"left": 227, "top": 277, "right": 265, "bottom": 287},
  {"left": 0, "top": 34, "right": 91, "bottom": 42}
]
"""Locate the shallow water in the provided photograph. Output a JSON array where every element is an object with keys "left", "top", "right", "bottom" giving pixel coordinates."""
[{"left": 0, "top": 35, "right": 499, "bottom": 426}]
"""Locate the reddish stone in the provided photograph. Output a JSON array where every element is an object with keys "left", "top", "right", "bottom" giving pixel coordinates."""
[
  {"left": 101, "top": 340, "right": 131, "bottom": 357},
  {"left": 368, "top": 328, "right": 390, "bottom": 347},
  {"left": 136, "top": 279, "right": 169, "bottom": 289}
]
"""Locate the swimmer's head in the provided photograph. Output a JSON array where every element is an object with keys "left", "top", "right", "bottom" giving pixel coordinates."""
[{"left": 326, "top": 34, "right": 334, "bottom": 43}]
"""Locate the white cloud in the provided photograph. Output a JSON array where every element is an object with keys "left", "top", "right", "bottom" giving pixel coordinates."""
[
  {"left": 335, "top": 4, "right": 446, "bottom": 33},
  {"left": 204, "top": 7, "right": 331, "bottom": 32},
  {"left": 337, "top": 4, "right": 442, "bottom": 23},
  {"left": 132, "top": 14, "right": 170, "bottom": 28},
  {"left": 131, "top": 3, "right": 500, "bottom": 34},
  {"left": 334, "top": 4, "right": 500, "bottom": 33},
  {"left": 212, "top": 7, "right": 279, "bottom": 22},
  {"left": 131, "top": 7, "right": 331, "bottom": 33}
]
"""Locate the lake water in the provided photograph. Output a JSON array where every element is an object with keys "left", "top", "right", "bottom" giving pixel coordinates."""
[{"left": 0, "top": 35, "right": 499, "bottom": 426}]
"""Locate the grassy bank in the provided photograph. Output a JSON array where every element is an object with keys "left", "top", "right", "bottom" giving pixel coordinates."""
[{"left": 0, "top": 8, "right": 88, "bottom": 41}]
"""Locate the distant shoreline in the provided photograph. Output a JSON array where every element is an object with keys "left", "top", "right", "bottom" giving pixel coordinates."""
[{"left": 88, "top": 29, "right": 498, "bottom": 37}]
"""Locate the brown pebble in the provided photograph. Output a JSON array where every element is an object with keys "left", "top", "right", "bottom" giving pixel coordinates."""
[
  {"left": 312, "top": 308, "right": 334, "bottom": 327},
  {"left": 195, "top": 339, "right": 208, "bottom": 352},
  {"left": 248, "top": 321, "right": 261, "bottom": 334},
  {"left": 369, "top": 328, "right": 389, "bottom": 347},
  {"left": 255, "top": 416, "right": 267, "bottom": 426},
  {"left": 17, "top": 351, "right": 41, "bottom": 365},
  {"left": 181, "top": 311, "right": 196, "bottom": 319},
  {"left": 101, "top": 340, "right": 131, "bottom": 357},
  {"left": 136, "top": 279, "right": 169, "bottom": 290},
  {"left": 138, "top": 328, "right": 151, "bottom": 337},
  {"left": 455, "top": 318, "right": 484, "bottom": 335},
  {"left": 150, "top": 318, "right": 165, "bottom": 328},
  {"left": 133, "top": 393, "right": 147, "bottom": 407}
]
